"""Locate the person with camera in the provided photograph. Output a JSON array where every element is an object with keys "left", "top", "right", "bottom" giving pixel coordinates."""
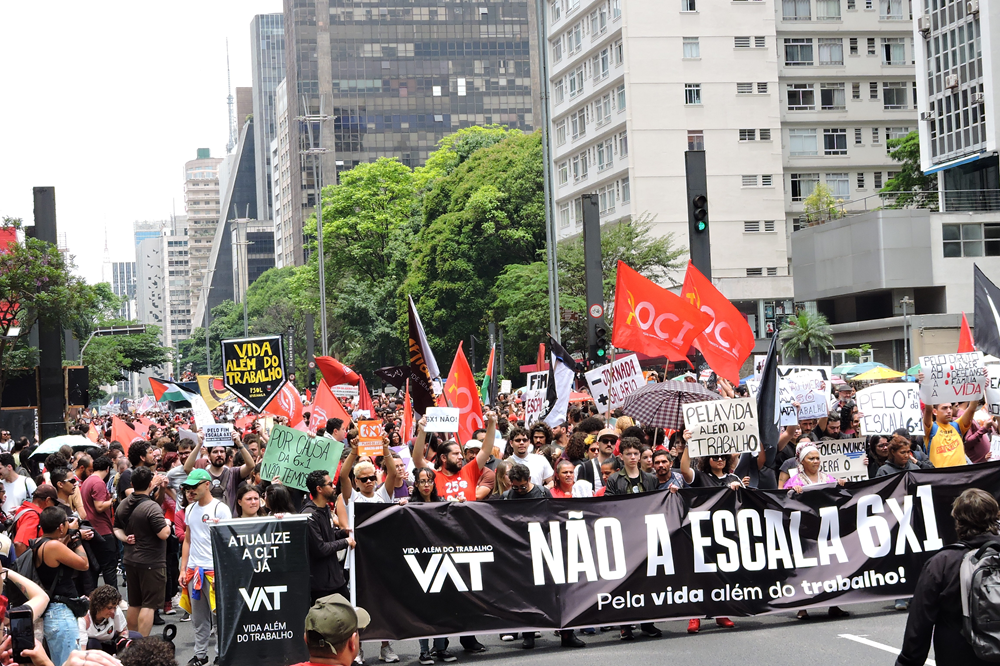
[
  {"left": 34, "top": 506, "right": 91, "bottom": 666},
  {"left": 113, "top": 467, "right": 170, "bottom": 637},
  {"left": 12, "top": 485, "right": 59, "bottom": 558}
]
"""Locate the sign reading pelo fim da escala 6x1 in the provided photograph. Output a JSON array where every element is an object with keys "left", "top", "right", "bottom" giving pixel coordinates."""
[{"left": 351, "top": 465, "right": 1000, "bottom": 641}]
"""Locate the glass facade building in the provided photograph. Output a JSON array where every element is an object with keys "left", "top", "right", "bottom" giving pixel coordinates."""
[{"left": 251, "top": 13, "right": 285, "bottom": 223}]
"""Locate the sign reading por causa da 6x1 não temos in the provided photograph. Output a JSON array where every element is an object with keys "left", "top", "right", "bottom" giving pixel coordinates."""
[
  {"left": 259, "top": 424, "right": 344, "bottom": 493},
  {"left": 212, "top": 516, "right": 311, "bottom": 666},
  {"left": 352, "top": 465, "right": 995, "bottom": 641},
  {"left": 222, "top": 336, "right": 287, "bottom": 412}
]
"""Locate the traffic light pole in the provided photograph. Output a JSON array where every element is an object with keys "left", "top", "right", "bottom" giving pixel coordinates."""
[
  {"left": 581, "top": 194, "right": 608, "bottom": 365},
  {"left": 685, "top": 150, "right": 711, "bottom": 279}
]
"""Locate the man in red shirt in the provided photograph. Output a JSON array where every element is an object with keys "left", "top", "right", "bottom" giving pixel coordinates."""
[
  {"left": 414, "top": 411, "right": 496, "bottom": 502},
  {"left": 81, "top": 456, "right": 117, "bottom": 588},
  {"left": 12, "top": 484, "right": 58, "bottom": 556}
]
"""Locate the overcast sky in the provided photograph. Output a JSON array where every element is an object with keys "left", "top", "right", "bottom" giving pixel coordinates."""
[{"left": 0, "top": 1, "right": 281, "bottom": 284}]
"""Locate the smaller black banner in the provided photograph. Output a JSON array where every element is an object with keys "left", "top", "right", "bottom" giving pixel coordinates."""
[
  {"left": 212, "top": 516, "right": 311, "bottom": 666},
  {"left": 221, "top": 336, "right": 287, "bottom": 412}
]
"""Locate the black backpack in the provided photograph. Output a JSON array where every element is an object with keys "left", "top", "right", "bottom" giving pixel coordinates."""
[
  {"left": 959, "top": 539, "right": 1000, "bottom": 662},
  {"left": 4, "top": 538, "right": 46, "bottom": 608}
]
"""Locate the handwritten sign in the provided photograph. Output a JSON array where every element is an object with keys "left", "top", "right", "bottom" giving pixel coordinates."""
[
  {"left": 358, "top": 420, "right": 385, "bottom": 457},
  {"left": 919, "top": 351, "right": 987, "bottom": 403},
  {"left": 259, "top": 424, "right": 345, "bottom": 492},
  {"left": 584, "top": 354, "right": 643, "bottom": 411},
  {"left": 747, "top": 378, "right": 802, "bottom": 427},
  {"left": 782, "top": 370, "right": 830, "bottom": 420},
  {"left": 500, "top": 379, "right": 512, "bottom": 395},
  {"left": 425, "top": 407, "right": 459, "bottom": 433},
  {"left": 986, "top": 364, "right": 1000, "bottom": 416},
  {"left": 221, "top": 336, "right": 287, "bottom": 412},
  {"left": 682, "top": 397, "right": 759, "bottom": 458},
  {"left": 856, "top": 383, "right": 922, "bottom": 436},
  {"left": 203, "top": 423, "right": 234, "bottom": 447},
  {"left": 778, "top": 365, "right": 833, "bottom": 381},
  {"left": 331, "top": 384, "right": 359, "bottom": 399},
  {"left": 817, "top": 437, "right": 868, "bottom": 482}
]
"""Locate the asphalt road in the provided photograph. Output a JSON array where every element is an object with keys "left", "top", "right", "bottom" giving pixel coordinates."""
[{"left": 163, "top": 600, "right": 923, "bottom": 666}]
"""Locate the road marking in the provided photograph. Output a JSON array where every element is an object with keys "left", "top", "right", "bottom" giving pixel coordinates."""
[{"left": 838, "top": 633, "right": 935, "bottom": 666}]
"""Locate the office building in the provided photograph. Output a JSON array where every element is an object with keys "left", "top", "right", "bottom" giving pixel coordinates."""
[
  {"left": 281, "top": 0, "right": 539, "bottom": 266},
  {"left": 110, "top": 261, "right": 136, "bottom": 320},
  {"left": 272, "top": 78, "right": 294, "bottom": 267},
  {"left": 183, "top": 149, "right": 224, "bottom": 312},
  {"left": 133, "top": 220, "right": 166, "bottom": 247},
  {"left": 251, "top": 13, "right": 286, "bottom": 224},
  {"left": 165, "top": 215, "right": 193, "bottom": 348},
  {"left": 135, "top": 236, "right": 165, "bottom": 333}
]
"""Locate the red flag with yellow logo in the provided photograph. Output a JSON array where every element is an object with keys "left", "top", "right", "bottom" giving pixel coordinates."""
[
  {"left": 444, "top": 342, "right": 484, "bottom": 445},
  {"left": 680, "top": 261, "right": 756, "bottom": 384},
  {"left": 612, "top": 261, "right": 710, "bottom": 363}
]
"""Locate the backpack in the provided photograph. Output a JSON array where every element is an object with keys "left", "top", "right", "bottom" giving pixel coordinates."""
[
  {"left": 959, "top": 539, "right": 1000, "bottom": 661},
  {"left": 4, "top": 538, "right": 46, "bottom": 608},
  {"left": 5, "top": 505, "right": 39, "bottom": 542}
]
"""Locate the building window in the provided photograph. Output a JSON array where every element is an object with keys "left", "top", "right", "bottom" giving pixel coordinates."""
[
  {"left": 457, "top": 77, "right": 467, "bottom": 96},
  {"left": 817, "top": 0, "right": 841, "bottom": 20},
  {"left": 786, "top": 83, "right": 815, "bottom": 110},
  {"left": 760, "top": 128, "right": 772, "bottom": 140},
  {"left": 682, "top": 0, "right": 696, "bottom": 10},
  {"left": 747, "top": 268, "right": 764, "bottom": 276},
  {"left": 598, "top": 184, "right": 616, "bottom": 214},
  {"left": 683, "top": 36, "right": 700, "bottom": 58},
  {"left": 791, "top": 173, "right": 820, "bottom": 201},
  {"left": 558, "top": 203, "right": 570, "bottom": 228},
  {"left": 596, "top": 140, "right": 613, "bottom": 171},
  {"left": 612, "top": 0, "right": 621, "bottom": 19},
  {"left": 857, "top": 172, "right": 866, "bottom": 188},
  {"left": 558, "top": 161, "right": 569, "bottom": 185},
  {"left": 755, "top": 36, "right": 766, "bottom": 48},
  {"left": 615, "top": 39, "right": 624, "bottom": 65},
  {"left": 879, "top": 0, "right": 905, "bottom": 19},
  {"left": 688, "top": 130, "right": 705, "bottom": 150},
  {"left": 824, "top": 128, "right": 848, "bottom": 155},
  {"left": 782, "top": 0, "right": 811, "bottom": 20},
  {"left": 574, "top": 198, "right": 583, "bottom": 226},
  {"left": 555, "top": 79, "right": 565, "bottom": 104},
  {"left": 784, "top": 38, "right": 814, "bottom": 65},
  {"left": 818, "top": 38, "right": 844, "bottom": 65},
  {"left": 869, "top": 81, "right": 879, "bottom": 99},
  {"left": 737, "top": 82, "right": 754, "bottom": 94},
  {"left": 820, "top": 82, "right": 846, "bottom": 109},
  {"left": 618, "top": 130, "right": 629, "bottom": 156},
  {"left": 685, "top": 83, "right": 702, "bottom": 105},
  {"left": 852, "top": 82, "right": 861, "bottom": 99},
  {"left": 881, "top": 37, "right": 906, "bottom": 65},
  {"left": 556, "top": 119, "right": 567, "bottom": 145},
  {"left": 789, "top": 129, "right": 818, "bottom": 156},
  {"left": 872, "top": 127, "right": 880, "bottom": 144},
  {"left": 745, "top": 221, "right": 761, "bottom": 232},
  {"left": 742, "top": 175, "right": 759, "bottom": 187},
  {"left": 568, "top": 66, "right": 584, "bottom": 98},
  {"left": 883, "top": 82, "right": 907, "bottom": 108},
  {"left": 826, "top": 172, "right": 850, "bottom": 198},
  {"left": 757, "top": 82, "right": 769, "bottom": 93},
  {"left": 849, "top": 37, "right": 858, "bottom": 55},
  {"left": 854, "top": 127, "right": 862, "bottom": 144},
  {"left": 762, "top": 174, "right": 773, "bottom": 186},
  {"left": 867, "top": 37, "right": 876, "bottom": 55},
  {"left": 874, "top": 171, "right": 883, "bottom": 188},
  {"left": 552, "top": 38, "right": 563, "bottom": 63},
  {"left": 620, "top": 177, "right": 631, "bottom": 203},
  {"left": 941, "top": 224, "right": 1000, "bottom": 257},
  {"left": 570, "top": 109, "right": 587, "bottom": 139},
  {"left": 886, "top": 126, "right": 910, "bottom": 146},
  {"left": 739, "top": 129, "right": 757, "bottom": 141},
  {"left": 551, "top": 0, "right": 561, "bottom": 22},
  {"left": 735, "top": 36, "right": 751, "bottom": 48}
]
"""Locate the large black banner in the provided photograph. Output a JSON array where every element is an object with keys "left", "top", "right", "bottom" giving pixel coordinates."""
[
  {"left": 212, "top": 516, "right": 311, "bottom": 666},
  {"left": 354, "top": 464, "right": 1000, "bottom": 640}
]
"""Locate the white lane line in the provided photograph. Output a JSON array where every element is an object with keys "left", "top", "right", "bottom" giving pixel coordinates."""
[{"left": 838, "top": 633, "right": 935, "bottom": 666}]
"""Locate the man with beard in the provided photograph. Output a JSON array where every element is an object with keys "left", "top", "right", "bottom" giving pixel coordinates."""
[
  {"left": 414, "top": 412, "right": 496, "bottom": 502},
  {"left": 506, "top": 426, "right": 553, "bottom": 486},
  {"left": 183, "top": 431, "right": 255, "bottom": 513}
]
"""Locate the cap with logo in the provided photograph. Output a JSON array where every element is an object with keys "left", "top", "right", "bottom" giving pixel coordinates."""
[
  {"left": 181, "top": 468, "right": 212, "bottom": 487},
  {"left": 305, "top": 593, "right": 370, "bottom": 648}
]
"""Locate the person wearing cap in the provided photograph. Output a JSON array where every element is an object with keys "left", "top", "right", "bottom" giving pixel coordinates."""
[
  {"left": 12, "top": 484, "right": 58, "bottom": 557},
  {"left": 460, "top": 441, "right": 496, "bottom": 501},
  {"left": 466, "top": 429, "right": 498, "bottom": 470},
  {"left": 574, "top": 428, "right": 617, "bottom": 491},
  {"left": 504, "top": 426, "right": 553, "bottom": 487},
  {"left": 177, "top": 468, "right": 232, "bottom": 666},
  {"left": 291, "top": 593, "right": 370, "bottom": 666}
]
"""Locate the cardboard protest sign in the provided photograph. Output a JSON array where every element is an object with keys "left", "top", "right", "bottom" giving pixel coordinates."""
[
  {"left": 778, "top": 365, "right": 833, "bottom": 381},
  {"left": 259, "top": 424, "right": 345, "bottom": 492},
  {"left": 747, "top": 378, "right": 797, "bottom": 427},
  {"left": 857, "top": 383, "right": 922, "bottom": 436},
  {"left": 919, "top": 352, "right": 987, "bottom": 403},
  {"left": 987, "top": 364, "right": 1000, "bottom": 417},
  {"left": 584, "top": 354, "right": 644, "bottom": 411},
  {"left": 781, "top": 370, "right": 830, "bottom": 420},
  {"left": 203, "top": 423, "right": 235, "bottom": 447},
  {"left": 331, "top": 384, "right": 360, "bottom": 399},
  {"left": 816, "top": 437, "right": 868, "bottom": 482},
  {"left": 682, "top": 397, "right": 759, "bottom": 458},
  {"left": 500, "top": 379, "right": 512, "bottom": 394},
  {"left": 523, "top": 371, "right": 549, "bottom": 426},
  {"left": 425, "top": 407, "right": 459, "bottom": 433},
  {"left": 190, "top": 394, "right": 217, "bottom": 431},
  {"left": 358, "top": 420, "right": 385, "bottom": 457},
  {"left": 222, "top": 336, "right": 287, "bottom": 412}
]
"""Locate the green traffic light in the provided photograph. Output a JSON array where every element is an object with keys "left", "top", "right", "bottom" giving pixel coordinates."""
[
  {"left": 696, "top": 220, "right": 707, "bottom": 232},
  {"left": 597, "top": 348, "right": 606, "bottom": 357}
]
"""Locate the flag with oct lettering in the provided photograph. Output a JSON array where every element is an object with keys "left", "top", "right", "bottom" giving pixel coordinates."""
[
  {"left": 612, "top": 261, "right": 710, "bottom": 363},
  {"left": 680, "top": 262, "right": 755, "bottom": 384},
  {"left": 309, "top": 380, "right": 352, "bottom": 432},
  {"left": 444, "top": 342, "right": 484, "bottom": 445}
]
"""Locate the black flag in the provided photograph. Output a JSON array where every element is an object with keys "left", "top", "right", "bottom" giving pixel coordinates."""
[
  {"left": 376, "top": 365, "right": 435, "bottom": 417},
  {"left": 407, "top": 295, "right": 442, "bottom": 416},
  {"left": 541, "top": 336, "right": 577, "bottom": 428},
  {"left": 975, "top": 264, "right": 1000, "bottom": 358},
  {"left": 735, "top": 332, "right": 780, "bottom": 489}
]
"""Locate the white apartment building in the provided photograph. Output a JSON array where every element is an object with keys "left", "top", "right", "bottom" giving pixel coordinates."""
[
  {"left": 547, "top": 0, "right": 916, "bottom": 343},
  {"left": 272, "top": 78, "right": 294, "bottom": 268},
  {"left": 183, "top": 150, "right": 223, "bottom": 310},
  {"left": 779, "top": 0, "right": 917, "bottom": 232},
  {"left": 165, "top": 215, "right": 192, "bottom": 348}
]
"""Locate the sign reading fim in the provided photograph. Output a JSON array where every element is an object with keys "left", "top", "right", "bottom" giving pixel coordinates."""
[{"left": 222, "top": 336, "right": 288, "bottom": 412}]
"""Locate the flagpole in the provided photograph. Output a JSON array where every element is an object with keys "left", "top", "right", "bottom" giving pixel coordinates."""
[{"left": 605, "top": 347, "right": 616, "bottom": 422}]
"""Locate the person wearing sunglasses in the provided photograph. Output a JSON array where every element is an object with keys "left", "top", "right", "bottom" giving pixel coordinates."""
[
  {"left": 505, "top": 427, "right": 553, "bottom": 487},
  {"left": 574, "top": 428, "right": 619, "bottom": 492}
]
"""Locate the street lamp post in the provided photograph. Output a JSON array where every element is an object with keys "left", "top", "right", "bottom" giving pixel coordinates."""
[
  {"left": 900, "top": 296, "right": 914, "bottom": 369},
  {"left": 297, "top": 110, "right": 332, "bottom": 358},
  {"left": 234, "top": 219, "right": 251, "bottom": 337},
  {"left": 202, "top": 268, "right": 215, "bottom": 375}
]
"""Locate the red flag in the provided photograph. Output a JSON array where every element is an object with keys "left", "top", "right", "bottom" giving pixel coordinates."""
[
  {"left": 444, "top": 342, "right": 484, "bottom": 445},
  {"left": 357, "top": 377, "right": 374, "bottom": 414},
  {"left": 315, "top": 356, "right": 361, "bottom": 387},
  {"left": 132, "top": 420, "right": 149, "bottom": 438},
  {"left": 86, "top": 423, "right": 99, "bottom": 443},
  {"left": 235, "top": 414, "right": 256, "bottom": 433},
  {"left": 680, "top": 262, "right": 755, "bottom": 384},
  {"left": 959, "top": 312, "right": 976, "bottom": 353},
  {"left": 264, "top": 381, "right": 304, "bottom": 426},
  {"left": 111, "top": 416, "right": 141, "bottom": 453},
  {"left": 612, "top": 261, "right": 711, "bottom": 363},
  {"left": 309, "top": 380, "right": 352, "bottom": 432},
  {"left": 402, "top": 379, "right": 413, "bottom": 441}
]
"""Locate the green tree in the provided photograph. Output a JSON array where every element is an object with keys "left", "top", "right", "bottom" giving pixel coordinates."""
[
  {"left": 414, "top": 125, "right": 522, "bottom": 189},
  {"left": 403, "top": 131, "right": 546, "bottom": 360},
  {"left": 778, "top": 310, "right": 835, "bottom": 364},
  {"left": 83, "top": 323, "right": 171, "bottom": 399},
  {"left": 882, "top": 131, "right": 938, "bottom": 209},
  {"left": 802, "top": 184, "right": 844, "bottom": 225}
]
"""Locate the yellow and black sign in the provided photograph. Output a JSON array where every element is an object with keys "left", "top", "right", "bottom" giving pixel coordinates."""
[{"left": 221, "top": 335, "right": 287, "bottom": 412}]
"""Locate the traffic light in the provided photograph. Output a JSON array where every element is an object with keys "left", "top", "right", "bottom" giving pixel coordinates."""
[
  {"left": 595, "top": 324, "right": 608, "bottom": 360},
  {"left": 308, "top": 369, "right": 317, "bottom": 389},
  {"left": 692, "top": 194, "right": 708, "bottom": 233},
  {"left": 685, "top": 150, "right": 711, "bottom": 278}
]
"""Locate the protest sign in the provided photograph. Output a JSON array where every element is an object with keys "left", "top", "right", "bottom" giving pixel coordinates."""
[
  {"left": 778, "top": 365, "right": 833, "bottom": 380},
  {"left": 500, "top": 379, "right": 512, "bottom": 394},
  {"left": 856, "top": 383, "right": 922, "bottom": 436},
  {"left": 358, "top": 420, "right": 385, "bottom": 457},
  {"left": 815, "top": 437, "right": 868, "bottom": 481},
  {"left": 523, "top": 371, "right": 549, "bottom": 426},
  {"left": 222, "top": 336, "right": 287, "bottom": 412},
  {"left": 190, "top": 394, "right": 217, "bottom": 430},
  {"left": 987, "top": 364, "right": 1000, "bottom": 417},
  {"left": 781, "top": 370, "right": 829, "bottom": 420},
  {"left": 526, "top": 371, "right": 548, "bottom": 391},
  {"left": 213, "top": 516, "right": 311, "bottom": 666},
  {"left": 259, "top": 424, "right": 345, "bottom": 492},
  {"left": 747, "top": 379, "right": 796, "bottom": 427},
  {"left": 203, "top": 423, "right": 235, "bottom": 447},
  {"left": 753, "top": 355, "right": 767, "bottom": 379},
  {"left": 179, "top": 428, "right": 199, "bottom": 445},
  {"left": 354, "top": 465, "right": 992, "bottom": 640},
  {"left": 919, "top": 351, "right": 987, "bottom": 403},
  {"left": 426, "top": 407, "right": 460, "bottom": 433},
  {"left": 584, "top": 354, "right": 644, "bottom": 411},
  {"left": 682, "top": 397, "right": 759, "bottom": 457},
  {"left": 331, "top": 384, "right": 360, "bottom": 399}
]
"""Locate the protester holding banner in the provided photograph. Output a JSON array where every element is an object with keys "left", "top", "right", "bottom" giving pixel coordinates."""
[
  {"left": 678, "top": 433, "right": 746, "bottom": 490},
  {"left": 182, "top": 430, "right": 255, "bottom": 513},
  {"left": 413, "top": 413, "right": 497, "bottom": 502},
  {"left": 503, "top": 427, "right": 553, "bottom": 487},
  {"left": 549, "top": 460, "right": 593, "bottom": 498},
  {"left": 302, "top": 469, "right": 355, "bottom": 605},
  {"left": 603, "top": 439, "right": 657, "bottom": 497},
  {"left": 866, "top": 435, "right": 892, "bottom": 478},
  {"left": 574, "top": 428, "right": 617, "bottom": 491},
  {"left": 233, "top": 484, "right": 263, "bottom": 518}
]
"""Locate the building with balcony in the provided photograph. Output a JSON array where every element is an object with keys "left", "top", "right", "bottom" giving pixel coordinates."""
[{"left": 183, "top": 150, "right": 223, "bottom": 313}]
